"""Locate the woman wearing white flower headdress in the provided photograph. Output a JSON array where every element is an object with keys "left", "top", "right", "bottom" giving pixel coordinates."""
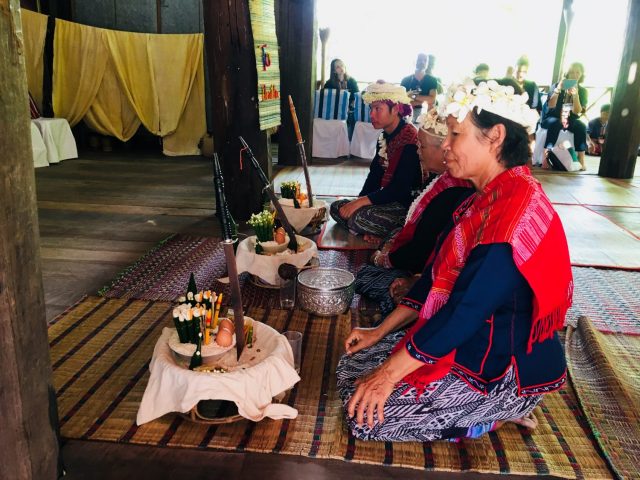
[
  {"left": 329, "top": 82, "right": 423, "bottom": 240},
  {"left": 337, "top": 80, "right": 572, "bottom": 442},
  {"left": 354, "top": 108, "right": 474, "bottom": 321}
]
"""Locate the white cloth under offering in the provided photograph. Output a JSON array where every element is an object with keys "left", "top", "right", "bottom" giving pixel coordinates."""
[
  {"left": 235, "top": 234, "right": 318, "bottom": 285},
  {"left": 137, "top": 320, "right": 300, "bottom": 424},
  {"left": 276, "top": 198, "right": 327, "bottom": 233}
]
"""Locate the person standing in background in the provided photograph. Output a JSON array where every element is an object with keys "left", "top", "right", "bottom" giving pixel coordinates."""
[
  {"left": 401, "top": 53, "right": 438, "bottom": 122},
  {"left": 514, "top": 56, "right": 541, "bottom": 111}
]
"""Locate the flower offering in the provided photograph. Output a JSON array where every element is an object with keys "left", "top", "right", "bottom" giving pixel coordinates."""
[{"left": 247, "top": 210, "right": 276, "bottom": 243}]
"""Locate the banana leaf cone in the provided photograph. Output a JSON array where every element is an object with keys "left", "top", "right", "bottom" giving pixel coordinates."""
[
  {"left": 186, "top": 272, "right": 198, "bottom": 299},
  {"left": 189, "top": 332, "right": 203, "bottom": 370},
  {"left": 173, "top": 308, "right": 189, "bottom": 343}
]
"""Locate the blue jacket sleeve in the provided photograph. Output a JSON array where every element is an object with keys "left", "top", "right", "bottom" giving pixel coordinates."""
[
  {"left": 367, "top": 145, "right": 420, "bottom": 206},
  {"left": 406, "top": 243, "right": 526, "bottom": 361},
  {"left": 399, "top": 271, "right": 433, "bottom": 312}
]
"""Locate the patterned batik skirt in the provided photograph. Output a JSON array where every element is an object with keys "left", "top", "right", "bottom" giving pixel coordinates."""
[
  {"left": 330, "top": 200, "right": 407, "bottom": 237},
  {"left": 354, "top": 264, "right": 411, "bottom": 319},
  {"left": 336, "top": 331, "right": 542, "bottom": 442}
]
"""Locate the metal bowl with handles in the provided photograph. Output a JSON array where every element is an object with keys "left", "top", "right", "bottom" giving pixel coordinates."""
[{"left": 297, "top": 268, "right": 355, "bottom": 316}]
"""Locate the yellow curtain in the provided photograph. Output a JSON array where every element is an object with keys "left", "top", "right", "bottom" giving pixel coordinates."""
[
  {"left": 104, "top": 30, "right": 160, "bottom": 133},
  {"left": 53, "top": 19, "right": 108, "bottom": 125},
  {"left": 84, "top": 56, "right": 141, "bottom": 141},
  {"left": 20, "top": 9, "right": 47, "bottom": 110},
  {"left": 103, "top": 29, "right": 205, "bottom": 154},
  {"left": 163, "top": 55, "right": 206, "bottom": 156},
  {"left": 48, "top": 17, "right": 205, "bottom": 155},
  {"left": 149, "top": 33, "right": 202, "bottom": 135}
]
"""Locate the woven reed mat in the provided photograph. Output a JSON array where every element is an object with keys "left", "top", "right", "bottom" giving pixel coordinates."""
[
  {"left": 98, "top": 234, "right": 371, "bottom": 303},
  {"left": 51, "top": 296, "right": 611, "bottom": 477},
  {"left": 566, "top": 316, "right": 640, "bottom": 479},
  {"left": 568, "top": 267, "right": 640, "bottom": 335}
]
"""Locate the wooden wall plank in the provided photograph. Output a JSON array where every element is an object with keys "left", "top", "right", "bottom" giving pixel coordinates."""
[
  {"left": 72, "top": 0, "right": 116, "bottom": 29},
  {"left": 115, "top": 0, "right": 156, "bottom": 32},
  {"left": 160, "top": 0, "right": 202, "bottom": 33}
]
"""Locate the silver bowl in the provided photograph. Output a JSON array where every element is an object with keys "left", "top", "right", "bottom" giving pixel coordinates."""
[{"left": 297, "top": 268, "right": 355, "bottom": 316}]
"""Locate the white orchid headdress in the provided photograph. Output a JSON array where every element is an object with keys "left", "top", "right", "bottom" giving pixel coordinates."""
[
  {"left": 362, "top": 82, "right": 412, "bottom": 106},
  {"left": 416, "top": 107, "right": 448, "bottom": 137},
  {"left": 443, "top": 79, "right": 539, "bottom": 134}
]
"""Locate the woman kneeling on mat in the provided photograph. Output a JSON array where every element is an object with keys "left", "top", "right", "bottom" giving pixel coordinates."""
[
  {"left": 336, "top": 80, "right": 572, "bottom": 442},
  {"left": 354, "top": 108, "right": 474, "bottom": 319}
]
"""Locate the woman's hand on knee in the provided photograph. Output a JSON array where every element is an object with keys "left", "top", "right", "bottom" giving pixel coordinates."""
[
  {"left": 348, "top": 364, "right": 396, "bottom": 427},
  {"left": 339, "top": 197, "right": 371, "bottom": 219},
  {"left": 344, "top": 327, "right": 383, "bottom": 355}
]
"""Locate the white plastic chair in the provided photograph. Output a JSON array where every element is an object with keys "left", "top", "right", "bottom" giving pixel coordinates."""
[
  {"left": 311, "top": 89, "right": 350, "bottom": 158},
  {"left": 349, "top": 92, "right": 381, "bottom": 160}
]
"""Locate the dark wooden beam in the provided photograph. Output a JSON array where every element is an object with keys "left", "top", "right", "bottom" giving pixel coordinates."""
[
  {"left": 599, "top": 0, "right": 640, "bottom": 178},
  {"left": 0, "top": 3, "right": 60, "bottom": 478},
  {"left": 275, "top": 0, "right": 316, "bottom": 166},
  {"left": 202, "top": 0, "right": 270, "bottom": 220},
  {"left": 551, "top": 0, "right": 573, "bottom": 84}
]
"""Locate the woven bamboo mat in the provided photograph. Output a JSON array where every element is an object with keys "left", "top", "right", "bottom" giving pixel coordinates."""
[
  {"left": 566, "top": 316, "right": 640, "bottom": 479},
  {"left": 50, "top": 296, "right": 612, "bottom": 477},
  {"left": 98, "top": 235, "right": 371, "bottom": 302},
  {"left": 97, "top": 235, "right": 640, "bottom": 338},
  {"left": 568, "top": 267, "right": 640, "bottom": 336}
]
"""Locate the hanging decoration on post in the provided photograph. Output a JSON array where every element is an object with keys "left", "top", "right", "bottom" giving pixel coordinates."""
[
  {"left": 249, "top": 0, "right": 281, "bottom": 130},
  {"left": 261, "top": 84, "right": 280, "bottom": 101},
  {"left": 259, "top": 44, "right": 271, "bottom": 70}
]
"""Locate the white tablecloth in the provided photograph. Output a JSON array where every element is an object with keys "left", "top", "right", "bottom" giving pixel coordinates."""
[
  {"left": 276, "top": 198, "right": 327, "bottom": 233},
  {"left": 31, "top": 121, "right": 49, "bottom": 168},
  {"left": 312, "top": 119, "right": 350, "bottom": 158},
  {"left": 349, "top": 121, "right": 381, "bottom": 160},
  {"left": 31, "top": 117, "right": 78, "bottom": 165},
  {"left": 235, "top": 235, "right": 318, "bottom": 285},
  {"left": 137, "top": 322, "right": 300, "bottom": 424}
]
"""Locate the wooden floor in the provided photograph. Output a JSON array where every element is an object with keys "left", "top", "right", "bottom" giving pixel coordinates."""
[{"left": 36, "top": 150, "right": 637, "bottom": 479}]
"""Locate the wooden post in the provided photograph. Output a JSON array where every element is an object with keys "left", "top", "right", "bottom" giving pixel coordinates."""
[
  {"left": 202, "top": 0, "right": 270, "bottom": 220},
  {"left": 0, "top": 2, "right": 60, "bottom": 478},
  {"left": 551, "top": 0, "right": 573, "bottom": 84},
  {"left": 599, "top": 0, "right": 640, "bottom": 179},
  {"left": 275, "top": 0, "right": 316, "bottom": 166}
]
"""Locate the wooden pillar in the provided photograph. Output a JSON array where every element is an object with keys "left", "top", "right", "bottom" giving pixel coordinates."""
[
  {"left": 275, "top": 0, "right": 316, "bottom": 166},
  {"left": 0, "top": 2, "right": 60, "bottom": 478},
  {"left": 202, "top": 0, "right": 270, "bottom": 220},
  {"left": 551, "top": 0, "right": 573, "bottom": 84},
  {"left": 599, "top": 0, "right": 640, "bottom": 179}
]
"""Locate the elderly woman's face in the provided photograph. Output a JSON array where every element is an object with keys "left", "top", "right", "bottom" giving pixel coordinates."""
[
  {"left": 417, "top": 129, "right": 445, "bottom": 173},
  {"left": 441, "top": 115, "right": 494, "bottom": 182}
]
